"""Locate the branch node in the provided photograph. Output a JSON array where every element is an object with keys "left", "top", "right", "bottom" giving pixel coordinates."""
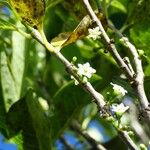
[
  {"left": 123, "top": 57, "right": 135, "bottom": 75},
  {"left": 107, "top": 39, "right": 115, "bottom": 49}
]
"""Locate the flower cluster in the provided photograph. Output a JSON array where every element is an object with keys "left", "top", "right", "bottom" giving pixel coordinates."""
[
  {"left": 71, "top": 62, "right": 96, "bottom": 85},
  {"left": 87, "top": 26, "right": 101, "bottom": 40},
  {"left": 111, "top": 83, "right": 127, "bottom": 97},
  {"left": 110, "top": 103, "right": 129, "bottom": 117},
  {"left": 77, "top": 63, "right": 96, "bottom": 78}
]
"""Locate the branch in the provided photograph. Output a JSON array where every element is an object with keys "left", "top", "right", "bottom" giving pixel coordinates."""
[
  {"left": 118, "top": 130, "right": 138, "bottom": 150},
  {"left": 60, "top": 135, "right": 74, "bottom": 150},
  {"left": 25, "top": 12, "right": 138, "bottom": 150},
  {"left": 27, "top": 26, "right": 106, "bottom": 110},
  {"left": 129, "top": 103, "right": 149, "bottom": 142},
  {"left": 82, "top": 0, "right": 150, "bottom": 121},
  {"left": 108, "top": 22, "right": 150, "bottom": 119},
  {"left": 70, "top": 120, "right": 107, "bottom": 150},
  {"left": 82, "top": 0, "right": 134, "bottom": 81},
  {"left": 71, "top": 120, "right": 138, "bottom": 150}
]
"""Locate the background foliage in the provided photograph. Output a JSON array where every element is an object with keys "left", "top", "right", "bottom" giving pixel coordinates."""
[{"left": 0, "top": 0, "right": 150, "bottom": 149}]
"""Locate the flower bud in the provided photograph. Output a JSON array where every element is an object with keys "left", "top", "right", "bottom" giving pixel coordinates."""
[{"left": 139, "top": 144, "right": 147, "bottom": 150}]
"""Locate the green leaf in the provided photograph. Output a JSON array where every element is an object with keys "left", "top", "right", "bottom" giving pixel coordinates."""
[
  {"left": 6, "top": 90, "right": 51, "bottom": 150},
  {"left": 0, "top": 48, "right": 20, "bottom": 135},
  {"left": 130, "top": 20, "right": 150, "bottom": 52},
  {"left": 0, "top": 50, "right": 18, "bottom": 111},
  {"left": 51, "top": 75, "right": 104, "bottom": 141},
  {"left": 127, "top": 0, "right": 150, "bottom": 24},
  {"left": 11, "top": 28, "right": 26, "bottom": 97},
  {"left": 111, "top": 0, "right": 127, "bottom": 13},
  {"left": 130, "top": 20, "right": 150, "bottom": 76},
  {"left": 46, "top": 0, "right": 63, "bottom": 9},
  {"left": 0, "top": 18, "right": 16, "bottom": 30},
  {"left": 8, "top": 133, "right": 24, "bottom": 150},
  {"left": 0, "top": 25, "right": 27, "bottom": 112}
]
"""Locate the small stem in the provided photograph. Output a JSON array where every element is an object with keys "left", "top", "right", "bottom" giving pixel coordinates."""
[
  {"left": 54, "top": 50, "right": 106, "bottom": 109},
  {"left": 15, "top": 27, "right": 31, "bottom": 39},
  {"left": 70, "top": 120, "right": 107, "bottom": 150},
  {"left": 60, "top": 135, "right": 74, "bottom": 150},
  {"left": 123, "top": 57, "right": 135, "bottom": 75},
  {"left": 82, "top": 0, "right": 141, "bottom": 149},
  {"left": 108, "top": 22, "right": 150, "bottom": 118},
  {"left": 83, "top": 0, "right": 150, "bottom": 121},
  {"left": 38, "top": 27, "right": 56, "bottom": 53},
  {"left": 118, "top": 130, "right": 138, "bottom": 150},
  {"left": 46, "top": 0, "right": 63, "bottom": 10},
  {"left": 122, "top": 37, "right": 149, "bottom": 108},
  {"left": 27, "top": 25, "right": 106, "bottom": 110},
  {"left": 25, "top": 22, "right": 138, "bottom": 150},
  {"left": 82, "top": 0, "right": 134, "bottom": 81}
]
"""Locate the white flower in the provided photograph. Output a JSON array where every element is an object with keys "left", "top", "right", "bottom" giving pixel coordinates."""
[
  {"left": 110, "top": 103, "right": 129, "bottom": 116},
  {"left": 71, "top": 62, "right": 96, "bottom": 85},
  {"left": 87, "top": 26, "right": 101, "bottom": 40},
  {"left": 77, "top": 62, "right": 96, "bottom": 78},
  {"left": 111, "top": 83, "right": 127, "bottom": 97}
]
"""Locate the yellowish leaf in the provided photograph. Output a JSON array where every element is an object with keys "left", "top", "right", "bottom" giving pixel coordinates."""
[
  {"left": 51, "top": 32, "right": 71, "bottom": 48},
  {"left": 50, "top": 11, "right": 107, "bottom": 48},
  {"left": 9, "top": 0, "right": 45, "bottom": 29},
  {"left": 50, "top": 15, "right": 92, "bottom": 48},
  {"left": 62, "top": 15, "right": 92, "bottom": 47}
]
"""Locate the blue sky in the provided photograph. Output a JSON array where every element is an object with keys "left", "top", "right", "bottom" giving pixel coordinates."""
[{"left": 0, "top": 135, "right": 17, "bottom": 150}]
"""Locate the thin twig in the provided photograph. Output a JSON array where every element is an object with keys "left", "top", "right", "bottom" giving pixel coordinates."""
[
  {"left": 82, "top": 0, "right": 134, "bottom": 81},
  {"left": 28, "top": 26, "right": 106, "bottom": 110},
  {"left": 118, "top": 130, "right": 138, "bottom": 150},
  {"left": 29, "top": 26, "right": 138, "bottom": 150},
  {"left": 27, "top": 20, "right": 138, "bottom": 150},
  {"left": 108, "top": 22, "right": 150, "bottom": 118},
  {"left": 83, "top": 0, "right": 150, "bottom": 121},
  {"left": 60, "top": 135, "right": 74, "bottom": 150},
  {"left": 54, "top": 49, "right": 106, "bottom": 109},
  {"left": 23, "top": 9, "right": 138, "bottom": 150},
  {"left": 122, "top": 37, "right": 149, "bottom": 107},
  {"left": 82, "top": 0, "right": 140, "bottom": 149},
  {"left": 129, "top": 103, "right": 149, "bottom": 142},
  {"left": 70, "top": 120, "right": 107, "bottom": 150}
]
